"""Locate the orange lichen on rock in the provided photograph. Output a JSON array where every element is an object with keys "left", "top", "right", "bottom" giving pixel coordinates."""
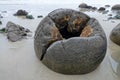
[
  {"left": 80, "top": 25, "right": 93, "bottom": 37},
  {"left": 49, "top": 26, "right": 63, "bottom": 44},
  {"left": 73, "top": 18, "right": 83, "bottom": 27},
  {"left": 64, "top": 15, "right": 70, "bottom": 21},
  {"left": 71, "top": 17, "right": 86, "bottom": 32},
  {"left": 67, "top": 17, "right": 84, "bottom": 32},
  {"left": 60, "top": 15, "right": 70, "bottom": 22}
]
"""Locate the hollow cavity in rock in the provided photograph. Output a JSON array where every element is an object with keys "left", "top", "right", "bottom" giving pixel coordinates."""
[
  {"left": 51, "top": 15, "right": 91, "bottom": 39},
  {"left": 40, "top": 17, "right": 92, "bottom": 61}
]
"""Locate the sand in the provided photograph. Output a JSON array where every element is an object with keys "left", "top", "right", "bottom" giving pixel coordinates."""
[{"left": 0, "top": 3, "right": 120, "bottom": 80}]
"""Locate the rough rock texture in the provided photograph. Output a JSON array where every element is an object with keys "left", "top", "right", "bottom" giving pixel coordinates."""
[
  {"left": 110, "top": 23, "right": 120, "bottom": 46},
  {"left": 112, "top": 4, "right": 120, "bottom": 10},
  {"left": 14, "top": 10, "right": 28, "bottom": 16},
  {"left": 98, "top": 7, "right": 106, "bottom": 11},
  {"left": 6, "top": 21, "right": 31, "bottom": 42},
  {"left": 34, "top": 8, "right": 107, "bottom": 74}
]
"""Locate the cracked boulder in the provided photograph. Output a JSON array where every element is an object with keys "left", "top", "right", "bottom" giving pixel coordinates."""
[
  {"left": 6, "top": 21, "right": 31, "bottom": 42},
  {"left": 110, "top": 23, "right": 120, "bottom": 46},
  {"left": 34, "top": 9, "right": 107, "bottom": 74}
]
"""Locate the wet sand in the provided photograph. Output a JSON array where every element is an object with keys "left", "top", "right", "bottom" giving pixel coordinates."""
[{"left": 0, "top": 3, "right": 120, "bottom": 80}]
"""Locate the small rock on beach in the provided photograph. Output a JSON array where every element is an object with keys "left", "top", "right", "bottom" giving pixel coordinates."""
[
  {"left": 98, "top": 7, "right": 106, "bottom": 11},
  {"left": 26, "top": 15, "right": 34, "bottom": 19},
  {"left": 1, "top": 21, "right": 32, "bottom": 42},
  {"left": 37, "top": 15, "right": 43, "bottom": 18},
  {"left": 14, "top": 9, "right": 28, "bottom": 16}
]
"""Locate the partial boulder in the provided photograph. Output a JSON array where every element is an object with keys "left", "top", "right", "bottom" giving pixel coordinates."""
[
  {"left": 0, "top": 21, "right": 2, "bottom": 25},
  {"left": 34, "top": 8, "right": 107, "bottom": 74},
  {"left": 26, "top": 15, "right": 34, "bottom": 19},
  {"left": 79, "top": 3, "right": 97, "bottom": 11},
  {"left": 0, "top": 28, "right": 6, "bottom": 33},
  {"left": 114, "top": 15, "right": 120, "bottom": 19},
  {"left": 105, "top": 5, "right": 110, "bottom": 7},
  {"left": 92, "top": 7, "right": 97, "bottom": 10},
  {"left": 5, "top": 22, "right": 31, "bottom": 42},
  {"left": 108, "top": 14, "right": 120, "bottom": 20},
  {"left": 110, "top": 23, "right": 120, "bottom": 46},
  {"left": 98, "top": 7, "right": 106, "bottom": 11},
  {"left": 79, "top": 3, "right": 88, "bottom": 8},
  {"left": 108, "top": 14, "right": 112, "bottom": 16},
  {"left": 14, "top": 10, "right": 28, "bottom": 16},
  {"left": 112, "top": 4, "right": 120, "bottom": 10},
  {"left": 37, "top": 15, "right": 43, "bottom": 18}
]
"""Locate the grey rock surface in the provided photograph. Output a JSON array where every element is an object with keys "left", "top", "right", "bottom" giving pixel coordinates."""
[
  {"left": 14, "top": 10, "right": 28, "bottom": 16},
  {"left": 6, "top": 21, "right": 30, "bottom": 42},
  {"left": 79, "top": 3, "right": 88, "bottom": 8},
  {"left": 112, "top": 4, "right": 120, "bottom": 10},
  {"left": 98, "top": 7, "right": 106, "bottom": 11},
  {"left": 34, "top": 8, "right": 107, "bottom": 74},
  {"left": 78, "top": 3, "right": 97, "bottom": 10},
  {"left": 0, "top": 21, "right": 2, "bottom": 25},
  {"left": 110, "top": 23, "right": 120, "bottom": 46}
]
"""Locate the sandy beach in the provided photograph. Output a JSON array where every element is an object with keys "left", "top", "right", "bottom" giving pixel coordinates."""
[{"left": 0, "top": 2, "right": 120, "bottom": 80}]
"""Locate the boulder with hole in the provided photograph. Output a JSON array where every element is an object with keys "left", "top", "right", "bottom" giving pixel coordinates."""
[{"left": 34, "top": 8, "right": 107, "bottom": 74}]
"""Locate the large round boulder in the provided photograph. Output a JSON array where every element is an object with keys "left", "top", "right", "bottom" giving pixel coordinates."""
[
  {"left": 110, "top": 23, "right": 120, "bottom": 46},
  {"left": 112, "top": 4, "right": 120, "bottom": 10},
  {"left": 34, "top": 9, "right": 107, "bottom": 74}
]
